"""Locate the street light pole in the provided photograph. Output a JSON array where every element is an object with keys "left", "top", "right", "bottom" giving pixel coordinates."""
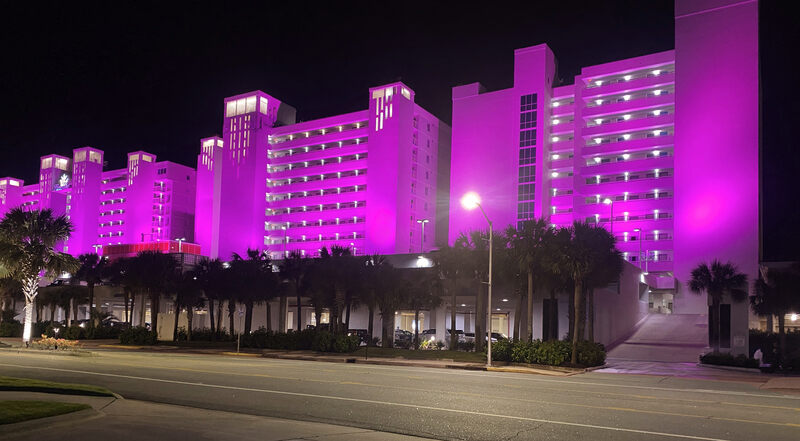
[
  {"left": 282, "top": 226, "right": 287, "bottom": 258},
  {"left": 175, "top": 237, "right": 186, "bottom": 253},
  {"left": 460, "top": 192, "right": 493, "bottom": 367},
  {"left": 603, "top": 198, "right": 614, "bottom": 236},
  {"left": 416, "top": 219, "right": 429, "bottom": 253},
  {"left": 633, "top": 228, "right": 642, "bottom": 269}
]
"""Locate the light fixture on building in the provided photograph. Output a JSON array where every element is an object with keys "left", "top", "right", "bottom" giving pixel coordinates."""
[
  {"left": 623, "top": 94, "right": 631, "bottom": 101},
  {"left": 654, "top": 89, "right": 662, "bottom": 96},
  {"left": 551, "top": 171, "right": 559, "bottom": 178},
  {"left": 623, "top": 74, "right": 632, "bottom": 81},
  {"left": 622, "top": 153, "right": 631, "bottom": 160}
]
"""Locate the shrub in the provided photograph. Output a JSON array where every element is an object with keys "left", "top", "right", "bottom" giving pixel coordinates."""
[
  {"left": 535, "top": 340, "right": 572, "bottom": 366},
  {"left": 119, "top": 326, "right": 158, "bottom": 345},
  {"left": 88, "top": 325, "right": 122, "bottom": 340},
  {"left": 700, "top": 352, "right": 759, "bottom": 369},
  {"left": 491, "top": 339, "right": 512, "bottom": 361},
  {"left": 332, "top": 334, "right": 359, "bottom": 353},
  {"left": 62, "top": 325, "right": 86, "bottom": 340},
  {"left": 0, "top": 320, "right": 22, "bottom": 337},
  {"left": 311, "top": 331, "right": 334, "bottom": 352},
  {"left": 456, "top": 341, "right": 475, "bottom": 352},
  {"left": 575, "top": 341, "right": 606, "bottom": 367}
]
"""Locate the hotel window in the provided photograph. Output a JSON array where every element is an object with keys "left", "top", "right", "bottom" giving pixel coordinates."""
[
  {"left": 518, "top": 183, "right": 535, "bottom": 201},
  {"left": 517, "top": 202, "right": 534, "bottom": 219},
  {"left": 519, "top": 129, "right": 536, "bottom": 147},
  {"left": 519, "top": 165, "right": 535, "bottom": 183},
  {"left": 520, "top": 94, "right": 537, "bottom": 112},
  {"left": 519, "top": 148, "right": 535, "bottom": 165},
  {"left": 520, "top": 111, "right": 537, "bottom": 129}
]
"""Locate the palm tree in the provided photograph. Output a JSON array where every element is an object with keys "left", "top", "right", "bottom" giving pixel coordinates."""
[
  {"left": 172, "top": 271, "right": 204, "bottom": 341},
  {"left": 435, "top": 246, "right": 471, "bottom": 350},
  {"left": 405, "top": 267, "right": 443, "bottom": 349},
  {"left": 374, "top": 263, "right": 407, "bottom": 348},
  {"left": 0, "top": 208, "right": 79, "bottom": 344},
  {"left": 550, "top": 221, "right": 617, "bottom": 364},
  {"left": 230, "top": 249, "right": 276, "bottom": 334},
  {"left": 689, "top": 260, "right": 748, "bottom": 353},
  {"left": 362, "top": 254, "right": 387, "bottom": 345},
  {"left": 195, "top": 258, "right": 226, "bottom": 338},
  {"left": 127, "top": 251, "right": 179, "bottom": 334},
  {"left": 581, "top": 226, "right": 623, "bottom": 343},
  {"left": 75, "top": 253, "right": 107, "bottom": 329},
  {"left": 516, "top": 219, "right": 554, "bottom": 341},
  {"left": 0, "top": 276, "right": 22, "bottom": 321},
  {"left": 453, "top": 230, "right": 492, "bottom": 352},
  {"left": 751, "top": 264, "right": 800, "bottom": 364},
  {"left": 281, "top": 251, "right": 310, "bottom": 331}
]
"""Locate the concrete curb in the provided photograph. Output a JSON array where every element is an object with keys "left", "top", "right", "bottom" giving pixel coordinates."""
[
  {"left": 221, "top": 351, "right": 262, "bottom": 357},
  {"left": 696, "top": 363, "right": 762, "bottom": 374},
  {"left": 0, "top": 407, "right": 101, "bottom": 436},
  {"left": 0, "top": 347, "right": 95, "bottom": 357}
]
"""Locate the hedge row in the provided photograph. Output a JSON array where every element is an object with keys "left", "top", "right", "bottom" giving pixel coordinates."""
[
  {"left": 491, "top": 339, "right": 606, "bottom": 367},
  {"left": 241, "top": 328, "right": 359, "bottom": 353}
]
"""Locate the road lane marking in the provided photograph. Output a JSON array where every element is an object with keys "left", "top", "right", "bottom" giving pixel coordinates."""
[{"left": 0, "top": 362, "right": 734, "bottom": 441}]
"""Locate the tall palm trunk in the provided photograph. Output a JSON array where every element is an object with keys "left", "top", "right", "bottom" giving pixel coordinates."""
[
  {"left": 265, "top": 302, "right": 272, "bottom": 331},
  {"left": 344, "top": 301, "right": 351, "bottom": 333},
  {"left": 381, "top": 311, "right": 393, "bottom": 348},
  {"left": 208, "top": 298, "right": 215, "bottom": 338},
  {"left": 587, "top": 288, "right": 595, "bottom": 343},
  {"left": 710, "top": 297, "right": 720, "bottom": 353},
  {"left": 527, "top": 271, "right": 534, "bottom": 341},
  {"left": 244, "top": 300, "right": 254, "bottom": 334},
  {"left": 778, "top": 314, "right": 786, "bottom": 365},
  {"left": 577, "top": 287, "right": 586, "bottom": 341},
  {"left": 216, "top": 301, "right": 223, "bottom": 337},
  {"left": 123, "top": 289, "right": 129, "bottom": 325},
  {"left": 87, "top": 282, "right": 95, "bottom": 329},
  {"left": 172, "top": 301, "right": 181, "bottom": 341},
  {"left": 228, "top": 301, "right": 236, "bottom": 335},
  {"left": 296, "top": 290, "right": 303, "bottom": 331},
  {"left": 139, "top": 293, "right": 146, "bottom": 327},
  {"left": 150, "top": 291, "right": 159, "bottom": 336},
  {"left": 570, "top": 279, "right": 583, "bottom": 365},
  {"left": 367, "top": 303, "right": 375, "bottom": 346},
  {"left": 548, "top": 288, "right": 557, "bottom": 341},
  {"left": 450, "top": 287, "right": 457, "bottom": 350},
  {"left": 474, "top": 285, "right": 485, "bottom": 352},
  {"left": 278, "top": 295, "right": 287, "bottom": 332},
  {"left": 22, "top": 276, "right": 37, "bottom": 343},
  {"left": 413, "top": 308, "right": 421, "bottom": 349},
  {"left": 513, "top": 292, "right": 522, "bottom": 341},
  {"left": 67, "top": 297, "right": 73, "bottom": 327},
  {"left": 187, "top": 306, "right": 194, "bottom": 341},
  {"left": 314, "top": 307, "right": 322, "bottom": 332}
]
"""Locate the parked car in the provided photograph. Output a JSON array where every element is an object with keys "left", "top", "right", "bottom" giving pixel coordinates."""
[
  {"left": 444, "top": 329, "right": 465, "bottom": 345},
  {"left": 463, "top": 332, "right": 475, "bottom": 343},
  {"left": 347, "top": 329, "right": 369, "bottom": 345},
  {"left": 394, "top": 329, "right": 413, "bottom": 347},
  {"left": 421, "top": 328, "right": 437, "bottom": 342}
]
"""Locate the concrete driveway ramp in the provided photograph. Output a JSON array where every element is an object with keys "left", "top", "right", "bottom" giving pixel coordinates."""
[{"left": 607, "top": 314, "right": 708, "bottom": 363}]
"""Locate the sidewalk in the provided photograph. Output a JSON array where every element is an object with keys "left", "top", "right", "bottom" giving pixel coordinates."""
[{"left": 0, "top": 391, "right": 431, "bottom": 440}]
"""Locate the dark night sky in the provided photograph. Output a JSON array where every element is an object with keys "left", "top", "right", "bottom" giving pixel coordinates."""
[{"left": 1, "top": 1, "right": 797, "bottom": 261}]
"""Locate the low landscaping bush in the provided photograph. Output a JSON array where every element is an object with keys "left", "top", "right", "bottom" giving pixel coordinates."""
[
  {"left": 699, "top": 352, "right": 759, "bottom": 369},
  {"left": 0, "top": 320, "right": 22, "bottom": 337},
  {"left": 491, "top": 339, "right": 605, "bottom": 367},
  {"left": 239, "top": 328, "right": 359, "bottom": 353},
  {"left": 30, "top": 335, "right": 81, "bottom": 351},
  {"left": 119, "top": 326, "right": 158, "bottom": 345}
]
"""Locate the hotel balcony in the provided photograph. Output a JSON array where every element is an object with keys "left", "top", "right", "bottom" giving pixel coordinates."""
[
  {"left": 270, "top": 126, "right": 368, "bottom": 151},
  {"left": 550, "top": 120, "right": 575, "bottom": 134},
  {"left": 268, "top": 158, "right": 367, "bottom": 181},
  {"left": 581, "top": 154, "right": 673, "bottom": 175},
  {"left": 267, "top": 205, "right": 364, "bottom": 224},
  {"left": 582, "top": 93, "right": 674, "bottom": 118},
  {"left": 268, "top": 174, "right": 367, "bottom": 193},
  {"left": 582, "top": 113, "right": 674, "bottom": 137},
  {"left": 581, "top": 134, "right": 673, "bottom": 156},
  {"left": 582, "top": 176, "right": 674, "bottom": 196},
  {"left": 268, "top": 190, "right": 367, "bottom": 210},
  {"left": 551, "top": 102, "right": 575, "bottom": 116},
  {"left": 582, "top": 71, "right": 675, "bottom": 99}
]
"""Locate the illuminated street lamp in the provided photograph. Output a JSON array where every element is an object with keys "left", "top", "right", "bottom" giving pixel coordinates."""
[
  {"left": 460, "top": 191, "right": 494, "bottom": 367},
  {"left": 175, "top": 237, "right": 186, "bottom": 253},
  {"left": 603, "top": 198, "right": 614, "bottom": 234},
  {"left": 416, "top": 219, "right": 430, "bottom": 252},
  {"left": 633, "top": 228, "right": 642, "bottom": 268}
]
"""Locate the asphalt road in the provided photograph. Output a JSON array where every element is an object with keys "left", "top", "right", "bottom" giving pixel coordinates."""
[{"left": 1, "top": 350, "right": 798, "bottom": 441}]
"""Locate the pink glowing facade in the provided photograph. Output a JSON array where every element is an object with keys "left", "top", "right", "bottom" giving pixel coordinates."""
[
  {"left": 0, "top": 149, "right": 196, "bottom": 257},
  {"left": 450, "top": 0, "right": 759, "bottom": 321},
  {"left": 196, "top": 83, "right": 451, "bottom": 260}
]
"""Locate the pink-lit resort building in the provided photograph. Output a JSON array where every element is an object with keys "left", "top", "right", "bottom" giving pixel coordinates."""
[
  {"left": 450, "top": 0, "right": 758, "bottom": 350},
  {"left": 196, "top": 83, "right": 451, "bottom": 261},
  {"left": 0, "top": 149, "right": 196, "bottom": 257}
]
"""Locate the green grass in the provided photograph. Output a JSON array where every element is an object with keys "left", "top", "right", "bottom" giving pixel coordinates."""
[
  {"left": 351, "top": 347, "right": 486, "bottom": 363},
  {"left": 0, "top": 376, "right": 115, "bottom": 397},
  {"left": 0, "top": 401, "right": 91, "bottom": 424}
]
